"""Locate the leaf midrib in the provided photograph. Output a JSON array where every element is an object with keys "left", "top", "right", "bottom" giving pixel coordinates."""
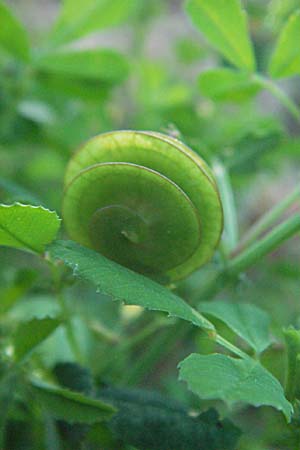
[
  {"left": 0, "top": 220, "right": 38, "bottom": 252},
  {"left": 192, "top": 0, "right": 253, "bottom": 70}
]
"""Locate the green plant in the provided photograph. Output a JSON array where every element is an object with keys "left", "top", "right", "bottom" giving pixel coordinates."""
[
  {"left": 1, "top": 0, "right": 300, "bottom": 449},
  {"left": 62, "top": 130, "right": 223, "bottom": 282}
]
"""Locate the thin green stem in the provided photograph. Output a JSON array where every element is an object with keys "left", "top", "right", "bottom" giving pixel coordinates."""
[
  {"left": 48, "top": 261, "right": 84, "bottom": 364},
  {"left": 253, "top": 74, "right": 300, "bottom": 122},
  {"left": 57, "top": 292, "right": 84, "bottom": 364},
  {"left": 215, "top": 334, "right": 249, "bottom": 359},
  {"left": 227, "top": 213, "right": 300, "bottom": 275},
  {"left": 194, "top": 212, "right": 300, "bottom": 306},
  {"left": 121, "top": 320, "right": 190, "bottom": 385},
  {"left": 213, "top": 159, "right": 239, "bottom": 252},
  {"left": 86, "top": 318, "right": 121, "bottom": 344},
  {"left": 121, "top": 317, "right": 172, "bottom": 351},
  {"left": 283, "top": 327, "right": 300, "bottom": 401},
  {"left": 233, "top": 184, "right": 300, "bottom": 255}
]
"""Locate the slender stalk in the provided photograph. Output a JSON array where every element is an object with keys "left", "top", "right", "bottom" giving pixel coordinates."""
[
  {"left": 48, "top": 261, "right": 84, "bottom": 364},
  {"left": 122, "top": 320, "right": 191, "bottom": 385},
  {"left": 227, "top": 213, "right": 300, "bottom": 275},
  {"left": 194, "top": 212, "right": 300, "bottom": 306},
  {"left": 213, "top": 159, "right": 239, "bottom": 252},
  {"left": 86, "top": 318, "right": 121, "bottom": 344},
  {"left": 233, "top": 184, "right": 300, "bottom": 255},
  {"left": 283, "top": 327, "right": 300, "bottom": 401},
  {"left": 253, "top": 74, "right": 300, "bottom": 122},
  {"left": 215, "top": 334, "right": 249, "bottom": 359},
  {"left": 57, "top": 292, "right": 84, "bottom": 364}
]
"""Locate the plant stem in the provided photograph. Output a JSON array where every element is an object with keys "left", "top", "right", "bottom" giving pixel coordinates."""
[
  {"left": 86, "top": 318, "right": 121, "bottom": 344},
  {"left": 213, "top": 159, "right": 239, "bottom": 252},
  {"left": 215, "top": 334, "right": 249, "bottom": 359},
  {"left": 122, "top": 319, "right": 192, "bottom": 385},
  {"left": 283, "top": 327, "right": 300, "bottom": 401},
  {"left": 227, "top": 213, "right": 300, "bottom": 275},
  {"left": 48, "top": 261, "right": 84, "bottom": 364},
  {"left": 233, "top": 184, "right": 300, "bottom": 255},
  {"left": 56, "top": 292, "right": 84, "bottom": 364},
  {"left": 194, "top": 212, "right": 300, "bottom": 306},
  {"left": 253, "top": 74, "right": 300, "bottom": 122}
]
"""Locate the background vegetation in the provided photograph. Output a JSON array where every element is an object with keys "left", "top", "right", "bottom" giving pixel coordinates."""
[{"left": 0, "top": 0, "right": 300, "bottom": 449}]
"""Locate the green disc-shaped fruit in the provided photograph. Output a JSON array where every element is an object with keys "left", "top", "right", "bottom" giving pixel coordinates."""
[{"left": 63, "top": 130, "right": 223, "bottom": 282}]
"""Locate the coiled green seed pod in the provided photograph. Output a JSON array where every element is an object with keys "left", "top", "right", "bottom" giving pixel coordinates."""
[{"left": 63, "top": 131, "right": 223, "bottom": 282}]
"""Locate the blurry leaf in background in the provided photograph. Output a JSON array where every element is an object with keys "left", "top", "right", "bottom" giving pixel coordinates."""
[
  {"left": 228, "top": 130, "right": 282, "bottom": 174},
  {"left": 198, "top": 68, "right": 261, "bottom": 102},
  {"left": 269, "top": 10, "right": 300, "bottom": 78},
  {"left": 0, "top": 176, "right": 41, "bottom": 205},
  {"left": 35, "top": 48, "right": 129, "bottom": 84},
  {"left": 31, "top": 380, "right": 116, "bottom": 423},
  {"left": 7, "top": 295, "right": 60, "bottom": 322},
  {"left": 50, "top": 0, "right": 139, "bottom": 46},
  {"left": 185, "top": 0, "right": 256, "bottom": 71},
  {"left": 17, "top": 100, "right": 57, "bottom": 125},
  {"left": 34, "top": 73, "right": 110, "bottom": 102},
  {"left": 137, "top": 61, "right": 191, "bottom": 110},
  {"left": 0, "top": 1, "right": 30, "bottom": 61},
  {"left": 23, "top": 151, "right": 65, "bottom": 184},
  {"left": 0, "top": 203, "right": 61, "bottom": 253},
  {"left": 12, "top": 317, "right": 62, "bottom": 362},
  {"left": 199, "top": 301, "right": 273, "bottom": 354},
  {"left": 179, "top": 353, "right": 293, "bottom": 421},
  {"left": 267, "top": 0, "right": 300, "bottom": 33},
  {"left": 175, "top": 37, "right": 205, "bottom": 64},
  {"left": 0, "top": 268, "right": 37, "bottom": 315}
]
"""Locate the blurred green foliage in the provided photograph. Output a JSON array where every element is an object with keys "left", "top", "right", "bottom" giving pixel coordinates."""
[{"left": 0, "top": 0, "right": 300, "bottom": 449}]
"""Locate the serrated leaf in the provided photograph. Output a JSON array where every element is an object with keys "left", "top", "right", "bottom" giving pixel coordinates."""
[
  {"left": 31, "top": 379, "right": 116, "bottom": 423},
  {"left": 12, "top": 317, "right": 61, "bottom": 361},
  {"left": 179, "top": 353, "right": 293, "bottom": 421},
  {"left": 48, "top": 240, "right": 214, "bottom": 331},
  {"left": 35, "top": 48, "right": 129, "bottom": 84},
  {"left": 199, "top": 301, "right": 272, "bottom": 354},
  {"left": 269, "top": 10, "right": 300, "bottom": 78},
  {"left": 0, "top": 1, "right": 30, "bottom": 61},
  {"left": 198, "top": 68, "right": 261, "bottom": 102},
  {"left": 50, "top": 0, "right": 139, "bottom": 46},
  {"left": 185, "top": 0, "right": 255, "bottom": 71},
  {"left": 0, "top": 203, "right": 61, "bottom": 253}
]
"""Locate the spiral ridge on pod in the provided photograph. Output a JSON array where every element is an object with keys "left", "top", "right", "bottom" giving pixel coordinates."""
[{"left": 63, "top": 131, "right": 223, "bottom": 282}]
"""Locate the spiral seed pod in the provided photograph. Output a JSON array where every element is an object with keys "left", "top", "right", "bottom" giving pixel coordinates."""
[{"left": 63, "top": 131, "right": 223, "bottom": 282}]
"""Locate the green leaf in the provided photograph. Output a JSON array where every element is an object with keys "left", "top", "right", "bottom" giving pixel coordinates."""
[
  {"left": 0, "top": 203, "right": 61, "bottom": 253},
  {"left": 185, "top": 0, "right": 255, "bottom": 71},
  {"left": 179, "top": 353, "right": 293, "bottom": 421},
  {"left": 198, "top": 68, "right": 261, "bottom": 102},
  {"left": 0, "top": 1, "right": 30, "bottom": 61},
  {"left": 269, "top": 10, "right": 300, "bottom": 78},
  {"left": 48, "top": 240, "right": 214, "bottom": 331},
  {"left": 199, "top": 301, "right": 272, "bottom": 354},
  {"left": 35, "top": 48, "right": 129, "bottom": 83},
  {"left": 50, "top": 0, "right": 139, "bottom": 46},
  {"left": 31, "top": 379, "right": 116, "bottom": 423},
  {"left": 12, "top": 317, "right": 61, "bottom": 362}
]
